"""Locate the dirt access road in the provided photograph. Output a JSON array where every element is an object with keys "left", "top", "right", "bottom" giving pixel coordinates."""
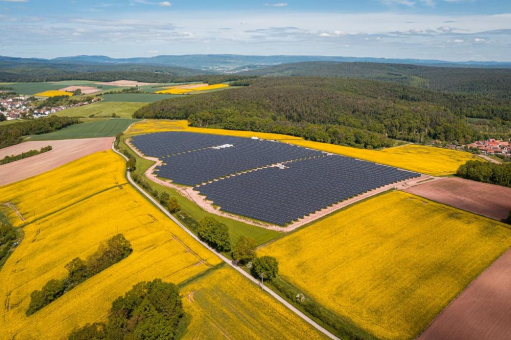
[{"left": 0, "top": 138, "right": 114, "bottom": 186}]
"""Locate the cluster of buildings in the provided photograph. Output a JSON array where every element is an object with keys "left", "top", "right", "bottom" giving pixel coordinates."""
[
  {"left": 467, "top": 139, "right": 511, "bottom": 157},
  {"left": 0, "top": 96, "right": 100, "bottom": 121}
]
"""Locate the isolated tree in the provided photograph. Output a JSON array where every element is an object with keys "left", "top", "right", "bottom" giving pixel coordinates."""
[
  {"left": 73, "top": 89, "right": 82, "bottom": 96},
  {"left": 167, "top": 197, "right": 180, "bottom": 213},
  {"left": 251, "top": 256, "right": 279, "bottom": 282},
  {"left": 0, "top": 113, "right": 5, "bottom": 121},
  {"left": 197, "top": 217, "right": 231, "bottom": 252},
  {"left": 126, "top": 156, "right": 136, "bottom": 171},
  {"left": 232, "top": 236, "right": 256, "bottom": 264}
]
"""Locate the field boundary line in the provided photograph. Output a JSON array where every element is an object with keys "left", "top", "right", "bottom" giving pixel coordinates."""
[
  {"left": 3, "top": 203, "right": 25, "bottom": 222},
  {"left": 111, "top": 142, "right": 339, "bottom": 340}
]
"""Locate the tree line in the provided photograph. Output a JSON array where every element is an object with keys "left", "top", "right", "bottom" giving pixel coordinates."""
[
  {"left": 0, "top": 116, "right": 81, "bottom": 149},
  {"left": 134, "top": 77, "right": 510, "bottom": 149},
  {"left": 456, "top": 160, "right": 511, "bottom": 187},
  {"left": 27, "top": 234, "right": 132, "bottom": 316},
  {"left": 1, "top": 145, "right": 52, "bottom": 165}
]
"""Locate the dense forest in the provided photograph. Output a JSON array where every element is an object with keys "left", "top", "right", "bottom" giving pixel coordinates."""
[
  {"left": 134, "top": 77, "right": 510, "bottom": 149},
  {"left": 0, "top": 116, "right": 80, "bottom": 149},
  {"left": 243, "top": 62, "right": 511, "bottom": 97}
]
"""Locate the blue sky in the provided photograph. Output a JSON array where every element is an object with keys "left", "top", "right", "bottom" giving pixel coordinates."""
[{"left": 0, "top": 0, "right": 510, "bottom": 61}]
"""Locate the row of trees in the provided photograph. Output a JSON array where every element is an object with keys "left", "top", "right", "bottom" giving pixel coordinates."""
[
  {"left": 0, "top": 224, "right": 17, "bottom": 268},
  {"left": 0, "top": 145, "right": 52, "bottom": 165},
  {"left": 456, "top": 160, "right": 511, "bottom": 187},
  {"left": 0, "top": 116, "right": 80, "bottom": 149},
  {"left": 133, "top": 77, "right": 509, "bottom": 148},
  {"left": 68, "top": 279, "right": 184, "bottom": 340},
  {"left": 27, "top": 234, "right": 132, "bottom": 316}
]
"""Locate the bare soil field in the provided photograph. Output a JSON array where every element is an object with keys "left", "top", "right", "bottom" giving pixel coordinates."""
[
  {"left": 0, "top": 138, "right": 114, "bottom": 186},
  {"left": 405, "top": 177, "right": 511, "bottom": 221},
  {"left": 95, "top": 80, "right": 157, "bottom": 87},
  {"left": 58, "top": 85, "right": 100, "bottom": 94},
  {"left": 419, "top": 248, "right": 511, "bottom": 340}
]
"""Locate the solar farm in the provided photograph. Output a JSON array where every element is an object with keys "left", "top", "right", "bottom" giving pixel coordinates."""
[{"left": 131, "top": 132, "right": 420, "bottom": 226}]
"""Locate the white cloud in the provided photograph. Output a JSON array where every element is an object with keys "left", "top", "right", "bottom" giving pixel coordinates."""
[
  {"left": 159, "top": 1, "right": 171, "bottom": 7},
  {"left": 265, "top": 3, "right": 288, "bottom": 7},
  {"left": 438, "top": 26, "right": 454, "bottom": 32},
  {"left": 381, "top": 0, "right": 415, "bottom": 6},
  {"left": 419, "top": 0, "right": 436, "bottom": 6}
]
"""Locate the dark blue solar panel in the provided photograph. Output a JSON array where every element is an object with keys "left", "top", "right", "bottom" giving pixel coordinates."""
[
  {"left": 130, "top": 131, "right": 420, "bottom": 226},
  {"left": 195, "top": 155, "right": 420, "bottom": 226}
]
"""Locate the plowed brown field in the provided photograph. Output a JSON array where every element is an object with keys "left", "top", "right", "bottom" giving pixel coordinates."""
[
  {"left": 405, "top": 177, "right": 511, "bottom": 221},
  {"left": 0, "top": 138, "right": 114, "bottom": 186},
  {"left": 419, "top": 248, "right": 511, "bottom": 340}
]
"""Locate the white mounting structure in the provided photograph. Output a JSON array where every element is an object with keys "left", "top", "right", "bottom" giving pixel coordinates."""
[{"left": 211, "top": 144, "right": 234, "bottom": 150}]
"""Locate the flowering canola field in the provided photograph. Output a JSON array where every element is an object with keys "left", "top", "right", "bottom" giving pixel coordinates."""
[
  {"left": 34, "top": 90, "right": 73, "bottom": 97},
  {"left": 259, "top": 191, "right": 511, "bottom": 340},
  {"left": 126, "top": 119, "right": 477, "bottom": 176},
  {"left": 181, "top": 266, "right": 327, "bottom": 340},
  {"left": 156, "top": 84, "right": 229, "bottom": 94},
  {"left": 0, "top": 150, "right": 221, "bottom": 339},
  {"left": 0, "top": 151, "right": 125, "bottom": 227}
]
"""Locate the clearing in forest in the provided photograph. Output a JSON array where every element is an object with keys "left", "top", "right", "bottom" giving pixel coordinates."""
[
  {"left": 55, "top": 102, "right": 147, "bottom": 119},
  {"left": 258, "top": 191, "right": 511, "bottom": 340}
]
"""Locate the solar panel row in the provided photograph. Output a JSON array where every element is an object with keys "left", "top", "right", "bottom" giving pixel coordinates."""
[
  {"left": 196, "top": 156, "right": 420, "bottom": 225},
  {"left": 131, "top": 131, "right": 420, "bottom": 226}
]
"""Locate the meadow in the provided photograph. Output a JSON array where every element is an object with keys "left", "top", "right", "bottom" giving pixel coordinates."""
[
  {"left": 28, "top": 118, "right": 136, "bottom": 140},
  {"left": 181, "top": 266, "right": 327, "bottom": 340},
  {"left": 0, "top": 150, "right": 221, "bottom": 339},
  {"left": 55, "top": 101, "right": 147, "bottom": 118},
  {"left": 101, "top": 93, "right": 176, "bottom": 103},
  {"left": 258, "top": 191, "right": 511, "bottom": 339},
  {"left": 126, "top": 119, "right": 477, "bottom": 176}
]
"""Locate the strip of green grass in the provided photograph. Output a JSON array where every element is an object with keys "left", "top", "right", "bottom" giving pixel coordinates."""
[
  {"left": 102, "top": 93, "right": 181, "bottom": 103},
  {"left": 28, "top": 118, "right": 137, "bottom": 140},
  {"left": 55, "top": 102, "right": 147, "bottom": 119}
]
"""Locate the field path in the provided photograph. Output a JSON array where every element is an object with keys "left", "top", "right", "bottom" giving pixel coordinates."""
[
  {"left": 419, "top": 248, "right": 511, "bottom": 340},
  {"left": 3, "top": 203, "right": 24, "bottom": 222},
  {"left": 0, "top": 138, "right": 114, "bottom": 186},
  {"left": 113, "top": 143, "right": 339, "bottom": 340}
]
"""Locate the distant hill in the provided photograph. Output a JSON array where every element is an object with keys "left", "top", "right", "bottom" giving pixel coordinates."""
[{"left": 241, "top": 61, "right": 511, "bottom": 96}]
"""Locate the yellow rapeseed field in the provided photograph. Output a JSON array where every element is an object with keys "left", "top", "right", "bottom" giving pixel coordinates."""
[
  {"left": 0, "top": 151, "right": 125, "bottom": 227},
  {"left": 34, "top": 90, "right": 73, "bottom": 97},
  {"left": 181, "top": 266, "right": 327, "bottom": 340},
  {"left": 191, "top": 84, "right": 229, "bottom": 91},
  {"left": 155, "top": 88, "right": 193, "bottom": 94},
  {"left": 125, "top": 119, "right": 476, "bottom": 175},
  {"left": 0, "top": 150, "right": 221, "bottom": 339},
  {"left": 259, "top": 191, "right": 511, "bottom": 340}
]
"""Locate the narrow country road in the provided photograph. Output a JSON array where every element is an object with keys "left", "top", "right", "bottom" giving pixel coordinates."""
[
  {"left": 111, "top": 143, "right": 339, "bottom": 340},
  {"left": 478, "top": 154, "right": 501, "bottom": 164}
]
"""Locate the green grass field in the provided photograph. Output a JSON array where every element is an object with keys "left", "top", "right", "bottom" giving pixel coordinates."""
[
  {"left": 28, "top": 118, "right": 137, "bottom": 140},
  {"left": 55, "top": 101, "right": 147, "bottom": 118},
  {"left": 102, "top": 93, "right": 180, "bottom": 102}
]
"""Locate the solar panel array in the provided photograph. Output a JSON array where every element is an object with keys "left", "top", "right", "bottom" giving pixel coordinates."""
[
  {"left": 196, "top": 155, "right": 420, "bottom": 225},
  {"left": 132, "top": 131, "right": 323, "bottom": 186},
  {"left": 131, "top": 131, "right": 420, "bottom": 226}
]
